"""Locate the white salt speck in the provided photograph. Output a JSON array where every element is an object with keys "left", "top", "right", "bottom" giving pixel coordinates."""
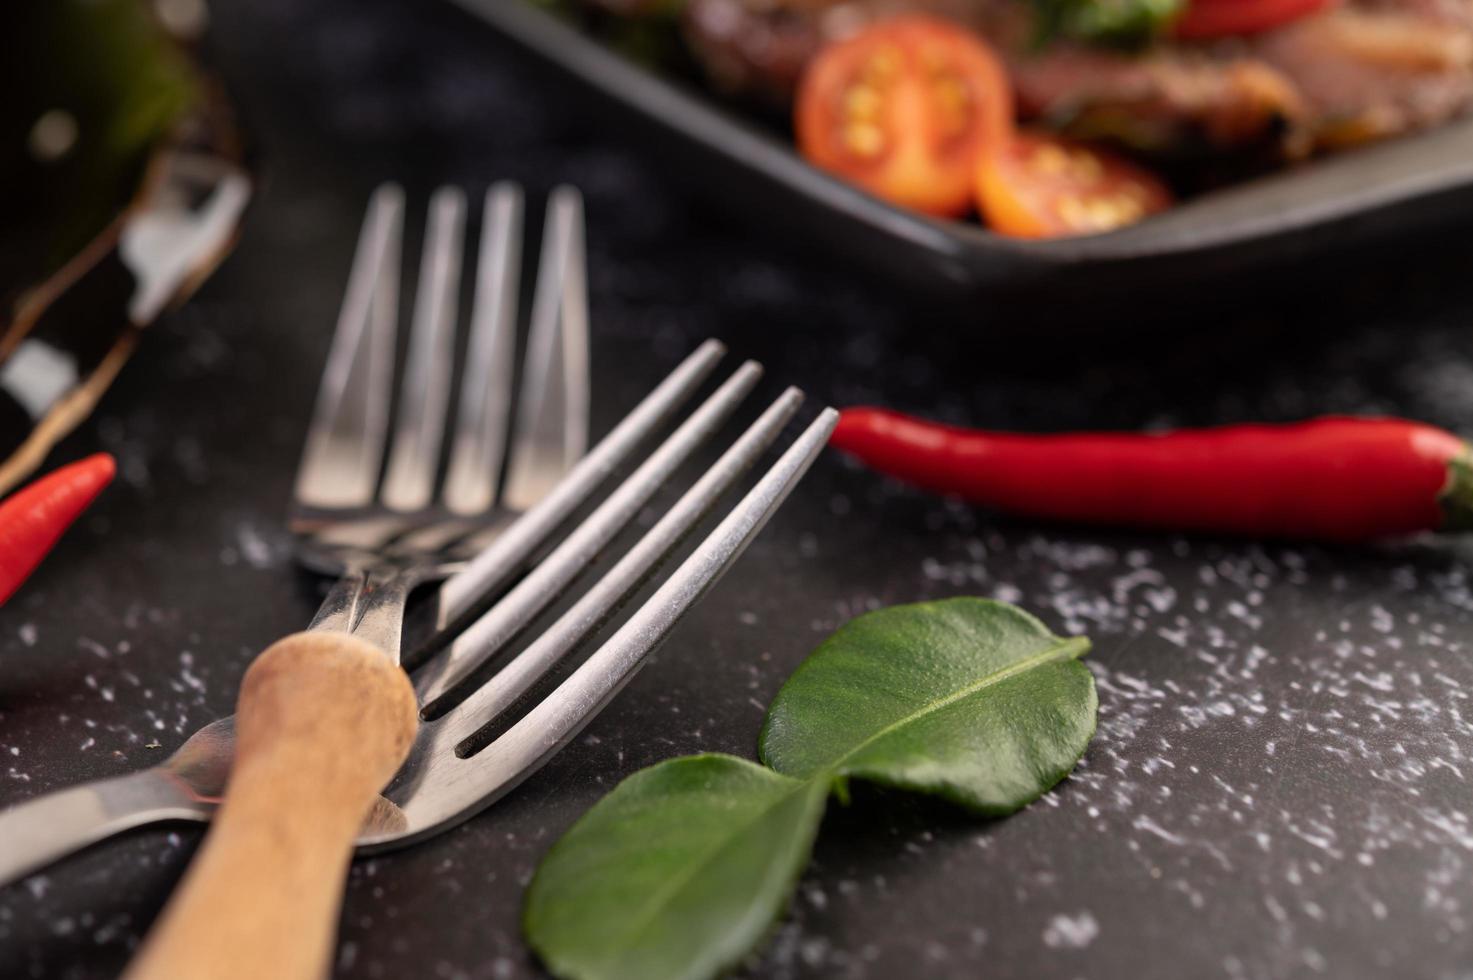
[
  {"left": 800, "top": 938, "right": 829, "bottom": 966},
  {"left": 1042, "top": 911, "right": 1099, "bottom": 949},
  {"left": 236, "top": 523, "right": 276, "bottom": 570},
  {"left": 79, "top": 637, "right": 110, "bottom": 659},
  {"left": 991, "top": 582, "right": 1023, "bottom": 604}
]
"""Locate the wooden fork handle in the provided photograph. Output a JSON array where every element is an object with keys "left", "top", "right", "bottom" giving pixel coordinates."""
[{"left": 125, "top": 632, "right": 419, "bottom": 980}]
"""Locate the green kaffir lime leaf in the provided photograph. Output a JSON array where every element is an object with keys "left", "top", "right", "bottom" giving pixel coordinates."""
[
  {"left": 759, "top": 597, "right": 1096, "bottom": 813},
  {"left": 524, "top": 754, "right": 828, "bottom": 980}
]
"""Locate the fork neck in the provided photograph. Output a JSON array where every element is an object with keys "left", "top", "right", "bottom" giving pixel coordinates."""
[{"left": 308, "top": 566, "right": 423, "bottom": 665}]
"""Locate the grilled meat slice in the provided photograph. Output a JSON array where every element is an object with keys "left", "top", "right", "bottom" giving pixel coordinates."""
[
  {"left": 1245, "top": 6, "right": 1473, "bottom": 146},
  {"left": 680, "top": 0, "right": 838, "bottom": 101},
  {"left": 996, "top": 33, "right": 1309, "bottom": 156}
]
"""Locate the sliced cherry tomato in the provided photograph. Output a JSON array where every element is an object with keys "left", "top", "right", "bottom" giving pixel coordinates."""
[
  {"left": 1173, "top": 0, "right": 1337, "bottom": 39},
  {"left": 976, "top": 131, "right": 1173, "bottom": 238},
  {"left": 795, "top": 16, "right": 1014, "bottom": 218}
]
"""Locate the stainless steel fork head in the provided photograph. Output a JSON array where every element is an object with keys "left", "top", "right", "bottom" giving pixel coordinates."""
[
  {"left": 372, "top": 397, "right": 836, "bottom": 850},
  {"left": 290, "top": 182, "right": 590, "bottom": 587}
]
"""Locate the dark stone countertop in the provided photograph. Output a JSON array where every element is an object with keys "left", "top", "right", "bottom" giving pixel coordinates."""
[{"left": 4, "top": 1, "right": 1473, "bottom": 977}]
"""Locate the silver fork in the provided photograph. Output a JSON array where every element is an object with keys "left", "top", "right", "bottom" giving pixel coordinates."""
[
  {"left": 119, "top": 358, "right": 834, "bottom": 979},
  {"left": 295, "top": 180, "right": 590, "bottom": 656}
]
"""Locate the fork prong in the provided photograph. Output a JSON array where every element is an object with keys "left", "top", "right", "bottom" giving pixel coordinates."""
[
  {"left": 381, "top": 187, "right": 467, "bottom": 512},
  {"left": 377, "top": 408, "right": 840, "bottom": 844},
  {"left": 420, "top": 339, "right": 727, "bottom": 648},
  {"left": 501, "top": 185, "right": 590, "bottom": 513},
  {"left": 415, "top": 360, "right": 765, "bottom": 711},
  {"left": 443, "top": 183, "right": 524, "bottom": 516},
  {"left": 294, "top": 184, "right": 403, "bottom": 509},
  {"left": 437, "top": 387, "right": 806, "bottom": 748}
]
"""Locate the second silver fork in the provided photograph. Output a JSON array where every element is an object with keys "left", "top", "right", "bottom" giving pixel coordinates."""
[{"left": 297, "top": 180, "right": 590, "bottom": 656}]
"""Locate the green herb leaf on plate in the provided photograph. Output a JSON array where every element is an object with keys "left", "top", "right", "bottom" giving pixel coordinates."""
[
  {"left": 759, "top": 597, "right": 1096, "bottom": 813},
  {"left": 1030, "top": 0, "right": 1185, "bottom": 48},
  {"left": 524, "top": 754, "right": 828, "bottom": 980}
]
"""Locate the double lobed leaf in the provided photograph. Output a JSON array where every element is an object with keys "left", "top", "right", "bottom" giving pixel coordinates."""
[{"left": 524, "top": 599, "right": 1098, "bottom": 980}]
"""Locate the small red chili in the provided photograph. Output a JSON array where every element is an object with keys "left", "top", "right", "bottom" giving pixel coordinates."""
[
  {"left": 0, "top": 453, "right": 116, "bottom": 604},
  {"left": 830, "top": 409, "right": 1473, "bottom": 541}
]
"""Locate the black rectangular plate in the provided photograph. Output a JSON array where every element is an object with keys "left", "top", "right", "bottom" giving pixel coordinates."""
[{"left": 447, "top": 0, "right": 1473, "bottom": 305}]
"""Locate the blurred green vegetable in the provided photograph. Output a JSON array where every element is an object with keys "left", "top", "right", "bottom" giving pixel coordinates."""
[{"left": 1032, "top": 0, "right": 1185, "bottom": 48}]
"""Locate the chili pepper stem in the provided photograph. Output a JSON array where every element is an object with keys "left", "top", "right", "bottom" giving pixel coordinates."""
[{"left": 1442, "top": 450, "right": 1473, "bottom": 532}]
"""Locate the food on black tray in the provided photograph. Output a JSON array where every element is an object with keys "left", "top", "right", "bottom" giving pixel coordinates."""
[{"left": 570, "top": 0, "right": 1473, "bottom": 234}]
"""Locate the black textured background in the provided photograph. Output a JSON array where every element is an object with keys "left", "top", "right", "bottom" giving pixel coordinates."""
[{"left": 4, "top": 1, "right": 1473, "bottom": 977}]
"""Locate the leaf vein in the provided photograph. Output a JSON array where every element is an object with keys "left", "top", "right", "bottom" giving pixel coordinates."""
[{"left": 823, "top": 635, "right": 1090, "bottom": 775}]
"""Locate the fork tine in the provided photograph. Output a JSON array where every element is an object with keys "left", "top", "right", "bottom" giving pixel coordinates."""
[
  {"left": 294, "top": 183, "right": 403, "bottom": 509},
  {"left": 501, "top": 185, "right": 590, "bottom": 513},
  {"left": 443, "top": 183, "right": 523, "bottom": 516},
  {"left": 437, "top": 387, "right": 806, "bottom": 749},
  {"left": 419, "top": 339, "right": 727, "bottom": 648},
  {"left": 380, "top": 187, "right": 467, "bottom": 512},
  {"left": 380, "top": 408, "right": 840, "bottom": 842},
  {"left": 415, "top": 360, "right": 765, "bottom": 710}
]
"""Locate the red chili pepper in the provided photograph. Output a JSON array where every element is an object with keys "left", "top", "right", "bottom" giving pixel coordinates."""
[
  {"left": 831, "top": 409, "right": 1473, "bottom": 541},
  {"left": 0, "top": 453, "right": 116, "bottom": 604}
]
